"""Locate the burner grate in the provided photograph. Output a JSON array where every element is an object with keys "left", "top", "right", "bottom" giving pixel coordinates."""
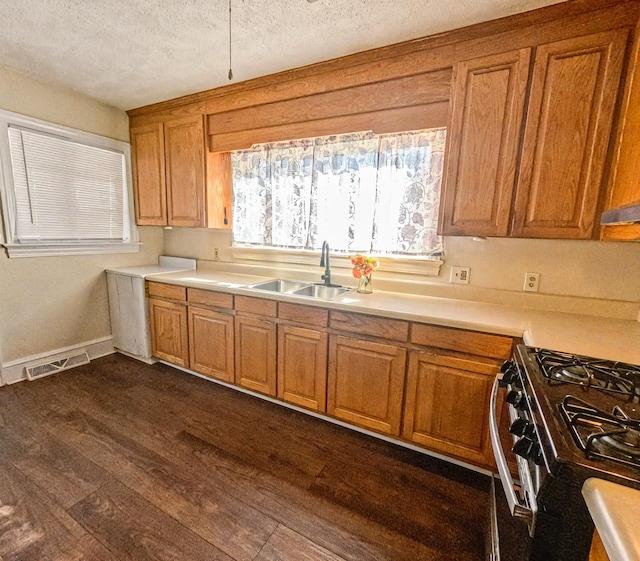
[
  {"left": 536, "top": 349, "right": 640, "bottom": 401},
  {"left": 559, "top": 395, "right": 640, "bottom": 469}
]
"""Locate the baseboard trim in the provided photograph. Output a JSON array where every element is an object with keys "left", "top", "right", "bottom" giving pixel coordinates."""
[{"left": 1, "top": 337, "right": 115, "bottom": 386}]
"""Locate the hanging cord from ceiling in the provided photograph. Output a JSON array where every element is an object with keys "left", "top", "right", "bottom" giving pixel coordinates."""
[{"left": 228, "top": 0, "right": 233, "bottom": 80}]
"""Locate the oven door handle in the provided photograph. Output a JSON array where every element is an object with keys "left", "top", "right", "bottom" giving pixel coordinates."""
[{"left": 489, "top": 374, "right": 534, "bottom": 525}]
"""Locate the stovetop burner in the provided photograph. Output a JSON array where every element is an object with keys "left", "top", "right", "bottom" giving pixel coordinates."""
[
  {"left": 535, "top": 349, "right": 640, "bottom": 401},
  {"left": 559, "top": 395, "right": 640, "bottom": 469}
]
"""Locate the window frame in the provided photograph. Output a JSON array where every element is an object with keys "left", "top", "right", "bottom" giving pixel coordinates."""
[{"left": 0, "top": 108, "right": 140, "bottom": 258}]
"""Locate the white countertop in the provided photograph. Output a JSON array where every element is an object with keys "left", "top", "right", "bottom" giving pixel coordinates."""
[
  {"left": 144, "top": 268, "right": 640, "bottom": 366},
  {"left": 582, "top": 478, "right": 640, "bottom": 561},
  {"left": 106, "top": 256, "right": 197, "bottom": 278}
]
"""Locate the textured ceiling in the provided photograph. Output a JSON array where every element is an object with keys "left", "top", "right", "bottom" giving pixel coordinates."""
[{"left": 1, "top": 0, "right": 566, "bottom": 111}]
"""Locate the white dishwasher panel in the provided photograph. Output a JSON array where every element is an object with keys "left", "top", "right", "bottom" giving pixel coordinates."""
[{"left": 107, "top": 273, "right": 153, "bottom": 360}]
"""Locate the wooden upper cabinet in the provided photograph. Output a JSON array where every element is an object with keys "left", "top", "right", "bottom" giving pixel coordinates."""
[
  {"left": 131, "top": 123, "right": 167, "bottom": 225},
  {"left": 440, "top": 49, "right": 531, "bottom": 236},
  {"left": 164, "top": 115, "right": 206, "bottom": 227},
  {"left": 512, "top": 30, "right": 627, "bottom": 239},
  {"left": 601, "top": 22, "right": 640, "bottom": 242},
  {"left": 207, "top": 151, "right": 232, "bottom": 229},
  {"left": 129, "top": 115, "right": 232, "bottom": 229}
]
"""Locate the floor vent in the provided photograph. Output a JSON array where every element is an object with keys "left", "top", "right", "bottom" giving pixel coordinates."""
[{"left": 25, "top": 351, "right": 90, "bottom": 381}]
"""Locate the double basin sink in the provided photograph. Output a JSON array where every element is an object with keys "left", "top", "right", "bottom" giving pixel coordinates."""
[{"left": 249, "top": 279, "right": 353, "bottom": 300}]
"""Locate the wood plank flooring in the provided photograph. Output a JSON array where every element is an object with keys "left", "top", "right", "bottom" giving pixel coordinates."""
[{"left": 0, "top": 353, "right": 490, "bottom": 560}]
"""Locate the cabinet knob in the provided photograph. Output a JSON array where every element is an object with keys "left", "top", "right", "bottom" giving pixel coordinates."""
[{"left": 224, "top": 207, "right": 228, "bottom": 225}]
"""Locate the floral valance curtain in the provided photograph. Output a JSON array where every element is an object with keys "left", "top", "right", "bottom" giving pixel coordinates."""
[{"left": 232, "top": 128, "right": 446, "bottom": 256}]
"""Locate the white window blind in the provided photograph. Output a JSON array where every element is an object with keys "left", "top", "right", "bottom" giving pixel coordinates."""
[
  {"left": 0, "top": 109, "right": 138, "bottom": 257},
  {"left": 8, "top": 125, "right": 126, "bottom": 243}
]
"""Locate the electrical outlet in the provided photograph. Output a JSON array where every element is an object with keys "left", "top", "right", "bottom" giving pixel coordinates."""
[
  {"left": 450, "top": 266, "right": 470, "bottom": 285},
  {"left": 523, "top": 272, "right": 540, "bottom": 292},
  {"left": 214, "top": 247, "right": 220, "bottom": 261}
]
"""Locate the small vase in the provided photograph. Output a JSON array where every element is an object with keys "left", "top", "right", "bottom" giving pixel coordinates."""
[{"left": 357, "top": 274, "right": 373, "bottom": 294}]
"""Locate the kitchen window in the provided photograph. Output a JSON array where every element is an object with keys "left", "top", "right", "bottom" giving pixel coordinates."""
[
  {"left": 0, "top": 109, "right": 138, "bottom": 257},
  {"left": 231, "top": 128, "right": 446, "bottom": 271}
]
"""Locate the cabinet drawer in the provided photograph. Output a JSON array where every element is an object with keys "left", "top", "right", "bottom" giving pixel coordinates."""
[
  {"left": 279, "top": 302, "right": 328, "bottom": 327},
  {"left": 329, "top": 311, "right": 408, "bottom": 342},
  {"left": 187, "top": 288, "right": 233, "bottom": 310},
  {"left": 235, "top": 295, "right": 277, "bottom": 317},
  {"left": 147, "top": 281, "right": 186, "bottom": 302},
  {"left": 411, "top": 323, "right": 512, "bottom": 359}
]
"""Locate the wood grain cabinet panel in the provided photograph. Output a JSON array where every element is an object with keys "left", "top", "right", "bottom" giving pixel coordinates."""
[
  {"left": 327, "top": 335, "right": 406, "bottom": 436},
  {"left": 148, "top": 281, "right": 186, "bottom": 301},
  {"left": 440, "top": 48, "right": 531, "bottom": 236},
  {"left": 130, "top": 116, "right": 232, "bottom": 229},
  {"left": 149, "top": 297, "right": 189, "bottom": 368},
  {"left": 329, "top": 311, "right": 408, "bottom": 342},
  {"left": 234, "top": 315, "right": 277, "bottom": 396},
  {"left": 277, "top": 325, "right": 328, "bottom": 412},
  {"left": 411, "top": 323, "right": 513, "bottom": 360},
  {"left": 164, "top": 115, "right": 206, "bottom": 227},
  {"left": 512, "top": 30, "right": 627, "bottom": 239},
  {"left": 130, "top": 123, "right": 166, "bottom": 225},
  {"left": 403, "top": 351, "right": 498, "bottom": 468},
  {"left": 188, "top": 306, "right": 234, "bottom": 383},
  {"left": 601, "top": 21, "right": 640, "bottom": 242}
]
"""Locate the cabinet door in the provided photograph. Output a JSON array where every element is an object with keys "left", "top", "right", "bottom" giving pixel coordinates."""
[
  {"left": 207, "top": 151, "right": 232, "bottom": 229},
  {"left": 131, "top": 123, "right": 166, "bottom": 225},
  {"left": 149, "top": 297, "right": 189, "bottom": 368},
  {"left": 403, "top": 351, "right": 497, "bottom": 468},
  {"left": 440, "top": 49, "right": 531, "bottom": 236},
  {"left": 327, "top": 336, "right": 406, "bottom": 436},
  {"left": 278, "top": 325, "right": 328, "bottom": 412},
  {"left": 188, "top": 306, "right": 234, "bottom": 383},
  {"left": 165, "top": 115, "right": 206, "bottom": 227},
  {"left": 234, "top": 315, "right": 277, "bottom": 396},
  {"left": 602, "top": 22, "right": 640, "bottom": 242},
  {"left": 512, "top": 30, "right": 627, "bottom": 239}
]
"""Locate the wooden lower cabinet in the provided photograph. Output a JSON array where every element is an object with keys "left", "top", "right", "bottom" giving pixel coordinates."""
[
  {"left": 188, "top": 306, "right": 234, "bottom": 383},
  {"left": 234, "top": 315, "right": 277, "bottom": 396},
  {"left": 327, "top": 335, "right": 407, "bottom": 436},
  {"left": 589, "top": 530, "right": 610, "bottom": 561},
  {"left": 149, "top": 297, "right": 189, "bottom": 368},
  {"left": 277, "top": 325, "right": 328, "bottom": 412},
  {"left": 403, "top": 351, "right": 498, "bottom": 468},
  {"left": 148, "top": 283, "right": 511, "bottom": 469}
]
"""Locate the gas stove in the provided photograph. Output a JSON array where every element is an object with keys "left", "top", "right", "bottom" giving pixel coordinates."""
[
  {"left": 490, "top": 345, "right": 640, "bottom": 561},
  {"left": 536, "top": 348, "right": 640, "bottom": 401},
  {"left": 521, "top": 346, "right": 640, "bottom": 483}
]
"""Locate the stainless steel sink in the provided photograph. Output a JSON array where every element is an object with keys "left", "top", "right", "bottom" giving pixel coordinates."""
[
  {"left": 249, "top": 279, "right": 310, "bottom": 293},
  {"left": 292, "top": 284, "right": 352, "bottom": 300},
  {"left": 249, "top": 279, "right": 352, "bottom": 300}
]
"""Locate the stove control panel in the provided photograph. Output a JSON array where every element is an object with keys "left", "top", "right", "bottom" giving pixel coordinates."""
[{"left": 501, "top": 359, "right": 547, "bottom": 468}]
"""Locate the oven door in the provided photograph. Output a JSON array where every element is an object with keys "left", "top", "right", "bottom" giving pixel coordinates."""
[{"left": 488, "top": 374, "right": 538, "bottom": 560}]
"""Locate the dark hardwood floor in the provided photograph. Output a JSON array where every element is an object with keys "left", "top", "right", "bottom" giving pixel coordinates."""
[{"left": 0, "top": 353, "right": 490, "bottom": 560}]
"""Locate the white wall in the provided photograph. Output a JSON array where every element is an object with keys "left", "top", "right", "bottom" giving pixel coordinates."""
[{"left": 0, "top": 64, "right": 164, "bottom": 374}]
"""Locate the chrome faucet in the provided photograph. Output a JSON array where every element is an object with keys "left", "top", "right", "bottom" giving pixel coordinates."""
[{"left": 320, "top": 240, "right": 331, "bottom": 286}]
